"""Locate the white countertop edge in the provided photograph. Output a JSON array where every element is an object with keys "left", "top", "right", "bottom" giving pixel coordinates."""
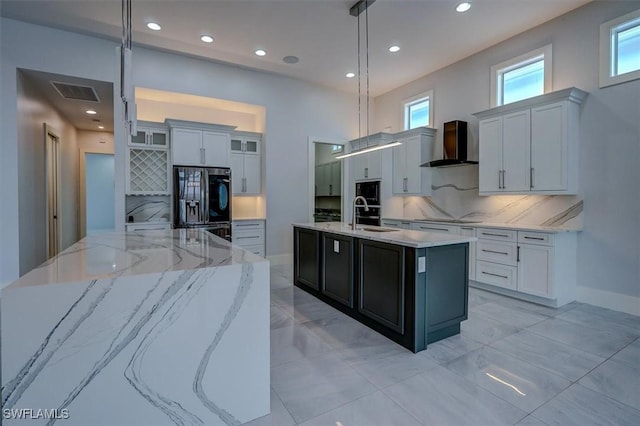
[
  {"left": 383, "top": 217, "right": 582, "bottom": 233},
  {"left": 293, "top": 222, "right": 476, "bottom": 248}
]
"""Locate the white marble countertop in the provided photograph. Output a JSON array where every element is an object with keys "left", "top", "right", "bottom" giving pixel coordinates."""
[
  {"left": 384, "top": 217, "right": 582, "bottom": 233},
  {"left": 293, "top": 222, "right": 476, "bottom": 248},
  {"left": 7, "top": 229, "right": 265, "bottom": 289}
]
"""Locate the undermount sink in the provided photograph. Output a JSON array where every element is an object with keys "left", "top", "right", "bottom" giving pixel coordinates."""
[{"left": 361, "top": 227, "right": 398, "bottom": 232}]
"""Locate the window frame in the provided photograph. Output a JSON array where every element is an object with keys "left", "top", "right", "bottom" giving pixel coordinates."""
[
  {"left": 490, "top": 44, "right": 553, "bottom": 107},
  {"left": 599, "top": 8, "right": 640, "bottom": 88},
  {"left": 402, "top": 89, "right": 434, "bottom": 131}
]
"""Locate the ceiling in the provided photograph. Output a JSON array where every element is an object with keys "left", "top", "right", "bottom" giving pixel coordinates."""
[
  {"left": 2, "top": 0, "right": 591, "bottom": 97},
  {"left": 20, "top": 69, "right": 114, "bottom": 132}
]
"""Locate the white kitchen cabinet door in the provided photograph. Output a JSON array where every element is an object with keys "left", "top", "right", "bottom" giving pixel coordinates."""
[
  {"left": 502, "top": 110, "right": 530, "bottom": 192},
  {"left": 329, "top": 162, "right": 341, "bottom": 196},
  {"left": 366, "top": 150, "right": 382, "bottom": 180},
  {"left": 517, "top": 244, "right": 553, "bottom": 298},
  {"left": 243, "top": 154, "right": 261, "bottom": 195},
  {"left": 392, "top": 144, "right": 406, "bottom": 193},
  {"left": 404, "top": 135, "right": 423, "bottom": 194},
  {"left": 531, "top": 102, "right": 566, "bottom": 191},
  {"left": 479, "top": 117, "right": 503, "bottom": 193},
  {"left": 351, "top": 154, "right": 367, "bottom": 181},
  {"left": 202, "top": 131, "right": 230, "bottom": 167},
  {"left": 460, "top": 226, "right": 476, "bottom": 281},
  {"left": 172, "top": 128, "right": 202, "bottom": 166},
  {"left": 231, "top": 153, "right": 244, "bottom": 194}
]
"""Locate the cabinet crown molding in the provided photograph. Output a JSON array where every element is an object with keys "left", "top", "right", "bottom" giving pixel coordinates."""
[
  {"left": 473, "top": 87, "right": 588, "bottom": 120},
  {"left": 165, "top": 118, "right": 237, "bottom": 132}
]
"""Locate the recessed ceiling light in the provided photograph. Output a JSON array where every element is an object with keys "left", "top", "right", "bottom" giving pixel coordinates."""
[
  {"left": 255, "top": 49, "right": 267, "bottom": 57},
  {"left": 98, "top": 125, "right": 105, "bottom": 129},
  {"left": 456, "top": 2, "right": 471, "bottom": 13},
  {"left": 283, "top": 55, "right": 299, "bottom": 64},
  {"left": 388, "top": 45, "right": 400, "bottom": 53},
  {"left": 85, "top": 109, "right": 97, "bottom": 115},
  {"left": 346, "top": 72, "right": 355, "bottom": 78},
  {"left": 147, "top": 22, "right": 161, "bottom": 31},
  {"left": 200, "top": 34, "right": 214, "bottom": 43}
]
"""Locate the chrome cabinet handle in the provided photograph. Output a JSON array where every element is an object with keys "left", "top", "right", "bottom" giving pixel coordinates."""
[
  {"left": 329, "top": 184, "right": 332, "bottom": 195},
  {"left": 420, "top": 227, "right": 449, "bottom": 232},
  {"left": 403, "top": 177, "right": 408, "bottom": 192},
  {"left": 482, "top": 249, "right": 509, "bottom": 255},
  {"left": 364, "top": 167, "right": 368, "bottom": 178},
  {"left": 482, "top": 271, "right": 508, "bottom": 279},
  {"left": 482, "top": 232, "right": 509, "bottom": 238},
  {"left": 517, "top": 246, "right": 521, "bottom": 262},
  {"left": 502, "top": 170, "right": 506, "bottom": 189},
  {"left": 200, "top": 148, "right": 205, "bottom": 164},
  {"left": 524, "top": 236, "right": 545, "bottom": 240},
  {"left": 530, "top": 167, "right": 535, "bottom": 189},
  {"left": 498, "top": 171, "right": 502, "bottom": 189}
]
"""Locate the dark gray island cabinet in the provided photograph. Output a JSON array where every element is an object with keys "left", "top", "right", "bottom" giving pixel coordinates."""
[{"left": 293, "top": 223, "right": 475, "bottom": 353}]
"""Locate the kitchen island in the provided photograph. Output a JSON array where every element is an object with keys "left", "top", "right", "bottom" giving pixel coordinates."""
[
  {"left": 1, "top": 229, "right": 269, "bottom": 426},
  {"left": 293, "top": 222, "right": 476, "bottom": 352}
]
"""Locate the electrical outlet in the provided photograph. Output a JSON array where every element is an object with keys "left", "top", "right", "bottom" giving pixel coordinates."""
[
  {"left": 334, "top": 240, "right": 340, "bottom": 253},
  {"left": 418, "top": 256, "right": 426, "bottom": 273}
]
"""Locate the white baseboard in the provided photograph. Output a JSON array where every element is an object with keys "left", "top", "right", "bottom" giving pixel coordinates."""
[
  {"left": 267, "top": 253, "right": 292, "bottom": 266},
  {"left": 576, "top": 286, "right": 640, "bottom": 316}
]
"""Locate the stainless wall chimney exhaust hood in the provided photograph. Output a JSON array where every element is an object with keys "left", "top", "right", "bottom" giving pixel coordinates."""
[{"left": 421, "top": 120, "right": 478, "bottom": 167}]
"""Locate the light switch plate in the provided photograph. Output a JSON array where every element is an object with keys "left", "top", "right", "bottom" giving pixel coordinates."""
[
  {"left": 418, "top": 256, "right": 426, "bottom": 273},
  {"left": 334, "top": 240, "right": 340, "bottom": 253}
]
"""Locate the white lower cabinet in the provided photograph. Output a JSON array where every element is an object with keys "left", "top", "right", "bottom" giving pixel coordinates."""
[
  {"left": 125, "top": 222, "right": 172, "bottom": 232},
  {"left": 475, "top": 227, "right": 576, "bottom": 306},
  {"left": 232, "top": 220, "right": 265, "bottom": 257}
]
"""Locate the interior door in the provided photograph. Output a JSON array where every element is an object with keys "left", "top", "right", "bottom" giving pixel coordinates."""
[{"left": 46, "top": 129, "right": 60, "bottom": 258}]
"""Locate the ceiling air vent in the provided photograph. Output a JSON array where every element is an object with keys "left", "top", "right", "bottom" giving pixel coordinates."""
[{"left": 50, "top": 81, "right": 100, "bottom": 102}]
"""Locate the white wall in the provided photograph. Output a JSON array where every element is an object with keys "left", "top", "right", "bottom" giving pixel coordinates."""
[
  {"left": 1, "top": 18, "right": 119, "bottom": 286},
  {"left": 374, "top": 1, "right": 640, "bottom": 314},
  {"left": 1, "top": 18, "right": 356, "bottom": 285},
  {"left": 15, "top": 70, "right": 79, "bottom": 275}
]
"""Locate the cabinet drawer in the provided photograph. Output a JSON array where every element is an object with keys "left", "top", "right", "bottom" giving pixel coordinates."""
[
  {"left": 241, "top": 244, "right": 265, "bottom": 257},
  {"left": 233, "top": 229, "right": 265, "bottom": 246},
  {"left": 518, "top": 231, "right": 553, "bottom": 246},
  {"left": 477, "top": 240, "right": 517, "bottom": 266},
  {"left": 476, "top": 260, "right": 517, "bottom": 290},
  {"left": 381, "top": 220, "right": 401, "bottom": 228},
  {"left": 476, "top": 228, "right": 517, "bottom": 242},
  {"left": 125, "top": 223, "right": 171, "bottom": 232},
  {"left": 412, "top": 222, "right": 459, "bottom": 234},
  {"left": 232, "top": 220, "right": 265, "bottom": 231}
]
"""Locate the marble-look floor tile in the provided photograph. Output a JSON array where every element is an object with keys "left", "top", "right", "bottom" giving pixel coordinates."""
[
  {"left": 270, "top": 286, "right": 317, "bottom": 312},
  {"left": 298, "top": 391, "right": 421, "bottom": 426},
  {"left": 270, "top": 272, "right": 293, "bottom": 290},
  {"left": 489, "top": 330, "right": 605, "bottom": 381},
  {"left": 460, "top": 311, "right": 520, "bottom": 345},
  {"left": 612, "top": 338, "right": 640, "bottom": 367},
  {"left": 347, "top": 351, "right": 439, "bottom": 389},
  {"left": 304, "top": 317, "right": 407, "bottom": 363},
  {"left": 578, "top": 358, "right": 640, "bottom": 409},
  {"left": 383, "top": 365, "right": 527, "bottom": 425},
  {"left": 419, "top": 334, "right": 484, "bottom": 365},
  {"left": 471, "top": 301, "right": 548, "bottom": 329},
  {"left": 270, "top": 323, "right": 333, "bottom": 367},
  {"left": 556, "top": 305, "right": 640, "bottom": 337},
  {"left": 270, "top": 305, "right": 295, "bottom": 330},
  {"left": 271, "top": 353, "right": 377, "bottom": 423},
  {"left": 516, "top": 415, "right": 550, "bottom": 425},
  {"left": 532, "top": 384, "right": 640, "bottom": 426},
  {"left": 445, "top": 346, "right": 572, "bottom": 413},
  {"left": 499, "top": 297, "right": 580, "bottom": 318},
  {"left": 243, "top": 389, "right": 296, "bottom": 426},
  {"left": 291, "top": 298, "right": 346, "bottom": 323},
  {"left": 527, "top": 317, "right": 638, "bottom": 358},
  {"left": 468, "top": 287, "right": 512, "bottom": 308}
]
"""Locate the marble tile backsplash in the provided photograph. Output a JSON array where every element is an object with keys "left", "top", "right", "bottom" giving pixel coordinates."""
[
  {"left": 126, "top": 196, "right": 170, "bottom": 223},
  {"left": 403, "top": 166, "right": 583, "bottom": 227}
]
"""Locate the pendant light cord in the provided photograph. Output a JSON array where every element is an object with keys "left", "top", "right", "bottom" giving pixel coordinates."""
[
  {"left": 357, "top": 11, "right": 361, "bottom": 142},
  {"left": 365, "top": 3, "right": 370, "bottom": 145}
]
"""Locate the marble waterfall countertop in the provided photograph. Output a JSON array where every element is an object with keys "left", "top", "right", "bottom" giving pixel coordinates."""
[
  {"left": 1, "top": 229, "right": 270, "bottom": 425},
  {"left": 293, "top": 222, "right": 476, "bottom": 248}
]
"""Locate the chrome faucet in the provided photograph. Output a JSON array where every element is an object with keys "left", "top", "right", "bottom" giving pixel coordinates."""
[{"left": 352, "top": 196, "right": 369, "bottom": 230}]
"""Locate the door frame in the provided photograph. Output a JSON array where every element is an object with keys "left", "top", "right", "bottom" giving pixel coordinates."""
[
  {"left": 307, "top": 136, "right": 349, "bottom": 223},
  {"left": 44, "top": 124, "right": 61, "bottom": 258},
  {"left": 80, "top": 148, "right": 115, "bottom": 238}
]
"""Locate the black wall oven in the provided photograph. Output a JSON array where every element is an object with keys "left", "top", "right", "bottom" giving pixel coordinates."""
[{"left": 355, "top": 180, "right": 381, "bottom": 226}]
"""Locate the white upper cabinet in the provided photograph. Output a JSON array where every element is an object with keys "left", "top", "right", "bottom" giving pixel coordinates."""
[
  {"left": 230, "top": 131, "right": 262, "bottom": 195},
  {"left": 129, "top": 123, "right": 168, "bottom": 148},
  {"left": 474, "top": 88, "right": 587, "bottom": 195},
  {"left": 351, "top": 150, "right": 381, "bottom": 181},
  {"left": 126, "top": 121, "right": 171, "bottom": 195},
  {"left": 391, "top": 127, "right": 436, "bottom": 196},
  {"left": 166, "top": 119, "right": 235, "bottom": 168}
]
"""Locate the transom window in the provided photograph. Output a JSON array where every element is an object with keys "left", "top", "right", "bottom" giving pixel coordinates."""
[
  {"left": 600, "top": 9, "right": 640, "bottom": 87},
  {"left": 491, "top": 45, "right": 552, "bottom": 107},
  {"left": 403, "top": 90, "right": 433, "bottom": 130}
]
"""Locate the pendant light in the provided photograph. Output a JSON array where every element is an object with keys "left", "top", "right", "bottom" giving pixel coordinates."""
[{"left": 336, "top": 0, "right": 400, "bottom": 160}]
